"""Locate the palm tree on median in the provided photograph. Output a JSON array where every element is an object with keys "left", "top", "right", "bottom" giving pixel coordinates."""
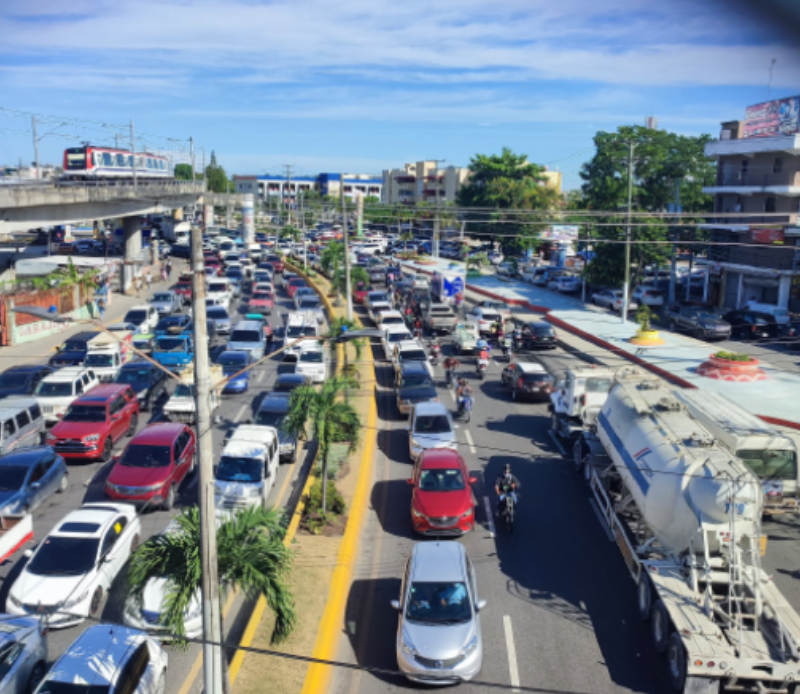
[{"left": 126, "top": 506, "right": 296, "bottom": 651}]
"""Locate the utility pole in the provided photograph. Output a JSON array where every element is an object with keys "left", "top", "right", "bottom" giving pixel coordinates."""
[
  {"left": 284, "top": 165, "right": 293, "bottom": 226},
  {"left": 190, "top": 227, "right": 224, "bottom": 694},
  {"left": 301, "top": 192, "right": 308, "bottom": 271},
  {"left": 621, "top": 141, "right": 635, "bottom": 324},
  {"left": 115, "top": 133, "right": 120, "bottom": 150},
  {"left": 669, "top": 180, "right": 681, "bottom": 305},
  {"left": 190, "top": 137, "right": 195, "bottom": 183},
  {"left": 202, "top": 148, "right": 206, "bottom": 185},
  {"left": 31, "top": 117, "right": 40, "bottom": 180},
  {"left": 340, "top": 174, "right": 353, "bottom": 321},
  {"left": 130, "top": 120, "right": 137, "bottom": 191}
]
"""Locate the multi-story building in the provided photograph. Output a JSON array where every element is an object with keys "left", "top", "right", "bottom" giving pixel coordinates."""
[
  {"left": 699, "top": 96, "right": 800, "bottom": 311},
  {"left": 382, "top": 161, "right": 471, "bottom": 205},
  {"left": 232, "top": 173, "right": 382, "bottom": 202}
]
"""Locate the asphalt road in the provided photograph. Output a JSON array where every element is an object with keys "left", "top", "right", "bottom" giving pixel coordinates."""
[
  {"left": 0, "top": 272, "right": 313, "bottom": 694},
  {"left": 331, "top": 309, "right": 800, "bottom": 694}
]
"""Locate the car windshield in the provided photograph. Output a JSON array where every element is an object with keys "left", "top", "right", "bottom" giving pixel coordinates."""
[
  {"left": 36, "top": 381, "right": 73, "bottom": 397},
  {"left": 256, "top": 411, "right": 286, "bottom": 429},
  {"left": 586, "top": 377, "right": 613, "bottom": 393},
  {"left": 209, "top": 284, "right": 227, "bottom": 293},
  {"left": 218, "top": 354, "right": 247, "bottom": 367},
  {"left": 287, "top": 325, "right": 304, "bottom": 338},
  {"left": 157, "top": 317, "right": 184, "bottom": 330},
  {"left": 522, "top": 373, "right": 549, "bottom": 383},
  {"left": 252, "top": 293, "right": 271, "bottom": 301},
  {"left": 401, "top": 350, "right": 427, "bottom": 362},
  {"left": 27, "top": 536, "right": 99, "bottom": 576},
  {"left": 401, "top": 374, "right": 432, "bottom": 388},
  {"left": 414, "top": 415, "right": 451, "bottom": 435},
  {"left": 381, "top": 316, "right": 403, "bottom": 325},
  {"left": 174, "top": 383, "right": 194, "bottom": 397},
  {"left": 216, "top": 456, "right": 263, "bottom": 483},
  {"left": 38, "top": 684, "right": 111, "bottom": 694},
  {"left": 481, "top": 312, "right": 500, "bottom": 322},
  {"left": 406, "top": 581, "right": 471, "bottom": 624},
  {"left": 125, "top": 311, "right": 147, "bottom": 323},
  {"left": 230, "top": 330, "right": 261, "bottom": 343},
  {"left": 207, "top": 307, "right": 229, "bottom": 320},
  {"left": 119, "top": 444, "right": 172, "bottom": 468},
  {"left": 738, "top": 449, "right": 797, "bottom": 482},
  {"left": 116, "top": 369, "right": 150, "bottom": 384},
  {"left": 155, "top": 338, "right": 187, "bottom": 352},
  {"left": 300, "top": 300, "right": 320, "bottom": 309},
  {"left": 0, "top": 372, "right": 29, "bottom": 388},
  {"left": 84, "top": 354, "right": 113, "bottom": 367},
  {"left": 153, "top": 294, "right": 172, "bottom": 302},
  {"left": 0, "top": 466, "right": 29, "bottom": 491},
  {"left": 63, "top": 405, "right": 106, "bottom": 422},
  {"left": 388, "top": 333, "right": 410, "bottom": 343},
  {"left": 419, "top": 468, "right": 464, "bottom": 491},
  {"left": 299, "top": 350, "right": 323, "bottom": 363}
]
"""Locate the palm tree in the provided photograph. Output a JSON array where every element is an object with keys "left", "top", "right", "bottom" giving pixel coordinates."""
[
  {"left": 467, "top": 252, "right": 489, "bottom": 272},
  {"left": 285, "top": 377, "right": 361, "bottom": 513},
  {"left": 50, "top": 257, "right": 100, "bottom": 295},
  {"left": 319, "top": 241, "right": 344, "bottom": 279},
  {"left": 326, "top": 317, "right": 364, "bottom": 380},
  {"left": 126, "top": 506, "right": 296, "bottom": 647},
  {"left": 279, "top": 225, "right": 302, "bottom": 246},
  {"left": 333, "top": 265, "right": 368, "bottom": 304},
  {"left": 399, "top": 229, "right": 414, "bottom": 257}
]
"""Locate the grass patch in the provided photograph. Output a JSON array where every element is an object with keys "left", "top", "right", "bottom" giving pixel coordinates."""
[{"left": 714, "top": 351, "right": 753, "bottom": 362}]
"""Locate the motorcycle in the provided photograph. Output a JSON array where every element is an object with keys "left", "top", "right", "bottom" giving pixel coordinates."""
[
  {"left": 512, "top": 329, "right": 524, "bottom": 353},
  {"left": 477, "top": 358, "right": 488, "bottom": 380},
  {"left": 457, "top": 394, "right": 473, "bottom": 423},
  {"left": 500, "top": 337, "right": 512, "bottom": 361},
  {"left": 500, "top": 494, "right": 515, "bottom": 534},
  {"left": 429, "top": 340, "right": 441, "bottom": 366}
]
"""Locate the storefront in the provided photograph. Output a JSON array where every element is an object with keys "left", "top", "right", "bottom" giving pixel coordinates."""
[{"left": 699, "top": 260, "right": 795, "bottom": 311}]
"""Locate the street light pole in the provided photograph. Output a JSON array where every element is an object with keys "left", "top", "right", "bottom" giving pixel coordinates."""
[
  {"left": 621, "top": 141, "right": 635, "bottom": 324},
  {"left": 31, "top": 118, "right": 40, "bottom": 180},
  {"left": 340, "top": 174, "right": 353, "bottom": 321},
  {"left": 190, "top": 227, "right": 224, "bottom": 694}
]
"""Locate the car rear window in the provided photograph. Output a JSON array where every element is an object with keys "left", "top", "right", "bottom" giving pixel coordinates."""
[
  {"left": 533, "top": 327, "right": 555, "bottom": 337},
  {"left": 401, "top": 350, "right": 426, "bottom": 362},
  {"left": 521, "top": 373, "right": 550, "bottom": 383},
  {"left": 230, "top": 330, "right": 262, "bottom": 343}
]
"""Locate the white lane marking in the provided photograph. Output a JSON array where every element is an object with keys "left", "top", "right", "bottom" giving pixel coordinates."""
[
  {"left": 256, "top": 369, "right": 266, "bottom": 383},
  {"left": 483, "top": 496, "right": 495, "bottom": 538},
  {"left": 234, "top": 404, "right": 248, "bottom": 422},
  {"left": 464, "top": 429, "right": 476, "bottom": 454},
  {"left": 503, "top": 615, "right": 521, "bottom": 693},
  {"left": 589, "top": 498, "right": 615, "bottom": 542},
  {"left": 548, "top": 430, "right": 566, "bottom": 456},
  {"left": 448, "top": 388, "right": 456, "bottom": 404}
]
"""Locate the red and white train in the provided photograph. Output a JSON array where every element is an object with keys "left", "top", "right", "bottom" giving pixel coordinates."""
[{"left": 62, "top": 146, "right": 172, "bottom": 180}]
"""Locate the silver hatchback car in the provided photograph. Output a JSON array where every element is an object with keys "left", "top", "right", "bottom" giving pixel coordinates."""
[{"left": 392, "top": 542, "right": 484, "bottom": 684}]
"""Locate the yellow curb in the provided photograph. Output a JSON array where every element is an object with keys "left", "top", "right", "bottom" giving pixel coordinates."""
[{"left": 300, "top": 393, "right": 377, "bottom": 694}]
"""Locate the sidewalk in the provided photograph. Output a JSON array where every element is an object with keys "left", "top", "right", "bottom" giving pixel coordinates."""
[
  {"left": 0, "top": 260, "right": 189, "bottom": 364},
  {"left": 401, "top": 257, "right": 800, "bottom": 431}
]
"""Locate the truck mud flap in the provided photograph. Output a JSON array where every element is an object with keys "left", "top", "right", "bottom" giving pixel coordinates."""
[{"left": 683, "top": 677, "right": 717, "bottom": 694}]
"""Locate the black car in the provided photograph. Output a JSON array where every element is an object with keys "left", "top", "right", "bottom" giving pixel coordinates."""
[
  {"left": 501, "top": 361, "right": 554, "bottom": 401},
  {"left": 274, "top": 373, "right": 308, "bottom": 393},
  {"left": 183, "top": 319, "right": 219, "bottom": 344},
  {"left": 155, "top": 314, "right": 191, "bottom": 335},
  {"left": 721, "top": 310, "right": 780, "bottom": 340},
  {"left": 113, "top": 359, "right": 170, "bottom": 410},
  {"left": 395, "top": 362, "right": 438, "bottom": 415},
  {"left": 0, "top": 365, "right": 54, "bottom": 398},
  {"left": 48, "top": 331, "right": 100, "bottom": 367},
  {"left": 520, "top": 322, "right": 558, "bottom": 350}
]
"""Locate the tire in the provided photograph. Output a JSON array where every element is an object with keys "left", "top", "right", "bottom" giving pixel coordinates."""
[
  {"left": 573, "top": 440, "right": 584, "bottom": 472},
  {"left": 127, "top": 413, "right": 138, "bottom": 437},
  {"left": 90, "top": 587, "right": 103, "bottom": 616},
  {"left": 582, "top": 455, "right": 593, "bottom": 484},
  {"left": 551, "top": 413, "right": 560, "bottom": 435},
  {"left": 637, "top": 574, "right": 653, "bottom": 621},
  {"left": 27, "top": 661, "right": 45, "bottom": 694},
  {"left": 651, "top": 600, "right": 670, "bottom": 653},
  {"left": 58, "top": 473, "right": 68, "bottom": 493},
  {"left": 666, "top": 632, "right": 687, "bottom": 692},
  {"left": 101, "top": 437, "right": 113, "bottom": 463},
  {"left": 162, "top": 484, "right": 176, "bottom": 511},
  {"left": 511, "top": 389, "right": 517, "bottom": 401}
]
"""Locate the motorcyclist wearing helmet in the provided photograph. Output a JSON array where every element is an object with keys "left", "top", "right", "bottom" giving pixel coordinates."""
[
  {"left": 443, "top": 355, "right": 461, "bottom": 387},
  {"left": 456, "top": 378, "right": 473, "bottom": 413},
  {"left": 494, "top": 464, "right": 520, "bottom": 513}
]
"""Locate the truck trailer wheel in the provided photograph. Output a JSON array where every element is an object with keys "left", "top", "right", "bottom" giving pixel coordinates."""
[
  {"left": 666, "top": 632, "right": 687, "bottom": 692},
  {"left": 637, "top": 574, "right": 652, "bottom": 621},
  {"left": 572, "top": 440, "right": 585, "bottom": 473},
  {"left": 651, "top": 600, "right": 670, "bottom": 653}
]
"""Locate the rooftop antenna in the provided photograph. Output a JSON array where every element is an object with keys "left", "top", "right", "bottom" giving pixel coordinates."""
[{"left": 767, "top": 58, "right": 777, "bottom": 100}]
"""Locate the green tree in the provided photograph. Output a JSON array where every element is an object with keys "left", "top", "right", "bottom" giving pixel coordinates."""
[
  {"left": 285, "top": 377, "right": 361, "bottom": 513},
  {"left": 50, "top": 257, "right": 100, "bottom": 294},
  {"left": 204, "top": 151, "right": 231, "bottom": 194},
  {"left": 320, "top": 241, "right": 344, "bottom": 279},
  {"left": 127, "top": 506, "right": 296, "bottom": 647},
  {"left": 326, "top": 316, "right": 364, "bottom": 379},
  {"left": 174, "top": 163, "right": 194, "bottom": 180}
]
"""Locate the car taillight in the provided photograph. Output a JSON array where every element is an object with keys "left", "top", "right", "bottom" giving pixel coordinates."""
[
  {"left": 518, "top": 378, "right": 524, "bottom": 388},
  {"left": 580, "top": 394, "right": 587, "bottom": 406}
]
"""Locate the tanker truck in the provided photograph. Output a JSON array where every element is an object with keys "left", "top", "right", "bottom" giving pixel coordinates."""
[{"left": 574, "top": 372, "right": 800, "bottom": 693}]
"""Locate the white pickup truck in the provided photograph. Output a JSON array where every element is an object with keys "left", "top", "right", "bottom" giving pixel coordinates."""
[
  {"left": 84, "top": 332, "right": 133, "bottom": 382},
  {"left": 163, "top": 364, "right": 223, "bottom": 424},
  {"left": 452, "top": 321, "right": 480, "bottom": 355},
  {"left": 215, "top": 425, "right": 281, "bottom": 518}
]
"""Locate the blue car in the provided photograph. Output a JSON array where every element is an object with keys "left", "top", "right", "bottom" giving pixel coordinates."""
[
  {"left": 0, "top": 446, "right": 68, "bottom": 514},
  {"left": 217, "top": 351, "right": 251, "bottom": 394},
  {"left": 0, "top": 365, "right": 55, "bottom": 399}
]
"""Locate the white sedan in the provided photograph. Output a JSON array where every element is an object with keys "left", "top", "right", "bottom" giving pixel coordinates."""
[
  {"left": 466, "top": 307, "right": 503, "bottom": 334},
  {"left": 6, "top": 503, "right": 141, "bottom": 628},
  {"left": 591, "top": 289, "right": 639, "bottom": 314},
  {"left": 632, "top": 285, "right": 665, "bottom": 307},
  {"left": 556, "top": 276, "right": 581, "bottom": 292}
]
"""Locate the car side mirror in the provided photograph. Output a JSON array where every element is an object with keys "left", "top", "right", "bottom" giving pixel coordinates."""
[
  {"left": 30, "top": 482, "right": 40, "bottom": 490},
  {"left": 475, "top": 599, "right": 487, "bottom": 611},
  {"left": 23, "top": 549, "right": 33, "bottom": 559},
  {"left": 406, "top": 478, "right": 414, "bottom": 485},
  {"left": 390, "top": 600, "right": 401, "bottom": 611}
]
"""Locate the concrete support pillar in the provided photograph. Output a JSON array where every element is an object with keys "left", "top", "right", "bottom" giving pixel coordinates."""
[
  {"left": 242, "top": 193, "right": 255, "bottom": 244},
  {"left": 702, "top": 266, "right": 710, "bottom": 304},
  {"left": 226, "top": 203, "right": 232, "bottom": 230},
  {"left": 204, "top": 205, "right": 214, "bottom": 228},
  {"left": 123, "top": 216, "right": 142, "bottom": 294},
  {"left": 778, "top": 274, "right": 791, "bottom": 310},
  {"left": 174, "top": 208, "right": 184, "bottom": 222},
  {"left": 736, "top": 272, "right": 744, "bottom": 308}
]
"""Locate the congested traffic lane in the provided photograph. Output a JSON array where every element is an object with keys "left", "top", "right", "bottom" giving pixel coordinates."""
[
  {"left": 332, "top": 310, "right": 674, "bottom": 694},
  {"left": 0, "top": 274, "right": 309, "bottom": 694}
]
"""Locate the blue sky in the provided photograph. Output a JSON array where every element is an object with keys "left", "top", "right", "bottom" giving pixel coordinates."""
[{"left": 1, "top": 0, "right": 798, "bottom": 189}]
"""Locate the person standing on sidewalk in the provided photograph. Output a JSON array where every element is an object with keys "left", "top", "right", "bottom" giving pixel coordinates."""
[
  {"left": 161, "top": 265, "right": 167, "bottom": 282},
  {"left": 145, "top": 270, "right": 152, "bottom": 291},
  {"left": 166, "top": 260, "right": 173, "bottom": 279},
  {"left": 454, "top": 291, "right": 464, "bottom": 315},
  {"left": 97, "top": 298, "right": 106, "bottom": 321}
]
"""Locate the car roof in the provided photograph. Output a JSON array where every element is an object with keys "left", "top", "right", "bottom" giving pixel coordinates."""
[
  {"left": 400, "top": 361, "right": 431, "bottom": 376},
  {"left": 396, "top": 340, "right": 424, "bottom": 351},
  {"left": 276, "top": 373, "right": 306, "bottom": 386},
  {"left": 410, "top": 541, "right": 467, "bottom": 583},
  {"left": 231, "top": 320, "right": 264, "bottom": 331},
  {"left": 515, "top": 362, "right": 546, "bottom": 373},
  {"left": 0, "top": 446, "right": 55, "bottom": 467},
  {"left": 62, "top": 331, "right": 99, "bottom": 342},
  {"left": 53, "top": 505, "right": 128, "bottom": 538},
  {"left": 2, "top": 365, "right": 47, "bottom": 374},
  {"left": 120, "top": 358, "right": 156, "bottom": 370},
  {"left": 47, "top": 625, "right": 147, "bottom": 687},
  {"left": 74, "top": 384, "right": 129, "bottom": 403},
  {"left": 413, "top": 401, "right": 448, "bottom": 417},
  {"left": 219, "top": 350, "right": 248, "bottom": 361},
  {"left": 42, "top": 367, "right": 92, "bottom": 382},
  {"left": 126, "top": 305, "right": 152, "bottom": 312},
  {"left": 129, "top": 422, "right": 186, "bottom": 445}
]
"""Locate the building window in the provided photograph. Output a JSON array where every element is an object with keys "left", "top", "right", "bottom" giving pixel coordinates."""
[
  {"left": 765, "top": 197, "right": 776, "bottom": 213},
  {"left": 774, "top": 158, "right": 783, "bottom": 174},
  {"left": 741, "top": 159, "right": 749, "bottom": 174}
]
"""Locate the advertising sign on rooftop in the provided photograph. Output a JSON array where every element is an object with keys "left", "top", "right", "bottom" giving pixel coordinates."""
[{"left": 743, "top": 96, "right": 800, "bottom": 138}]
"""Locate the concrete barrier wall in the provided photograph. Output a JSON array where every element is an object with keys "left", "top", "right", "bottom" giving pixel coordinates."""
[{"left": 11, "top": 302, "right": 96, "bottom": 346}]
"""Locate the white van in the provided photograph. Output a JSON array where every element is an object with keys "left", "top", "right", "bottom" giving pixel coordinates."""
[
  {"left": 745, "top": 302, "right": 790, "bottom": 324},
  {"left": 84, "top": 333, "right": 130, "bottom": 382},
  {"left": 294, "top": 341, "right": 326, "bottom": 384},
  {"left": 35, "top": 367, "right": 100, "bottom": 424},
  {"left": 283, "top": 312, "right": 316, "bottom": 362}
]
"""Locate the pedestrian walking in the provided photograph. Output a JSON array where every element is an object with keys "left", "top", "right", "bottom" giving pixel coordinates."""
[
  {"left": 145, "top": 270, "right": 152, "bottom": 290},
  {"left": 161, "top": 266, "right": 167, "bottom": 282},
  {"left": 166, "top": 260, "right": 173, "bottom": 278},
  {"left": 97, "top": 298, "right": 106, "bottom": 321},
  {"left": 454, "top": 291, "right": 464, "bottom": 315}
]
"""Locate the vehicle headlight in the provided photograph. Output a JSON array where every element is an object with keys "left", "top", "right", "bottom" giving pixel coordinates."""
[
  {"left": 461, "top": 508, "right": 473, "bottom": 518},
  {"left": 84, "top": 434, "right": 101, "bottom": 442},
  {"left": 411, "top": 438, "right": 422, "bottom": 449},
  {"left": 248, "top": 486, "right": 261, "bottom": 497},
  {"left": 61, "top": 589, "right": 90, "bottom": 610},
  {"left": 461, "top": 635, "right": 478, "bottom": 657},
  {"left": 400, "top": 637, "right": 417, "bottom": 657},
  {"left": 46, "top": 433, "right": 57, "bottom": 443},
  {"left": 411, "top": 508, "right": 426, "bottom": 520},
  {"left": 7, "top": 593, "right": 21, "bottom": 608}
]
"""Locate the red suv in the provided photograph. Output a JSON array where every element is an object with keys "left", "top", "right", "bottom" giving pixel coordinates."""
[
  {"left": 47, "top": 384, "right": 139, "bottom": 462},
  {"left": 265, "top": 255, "right": 284, "bottom": 273},
  {"left": 407, "top": 449, "right": 477, "bottom": 536},
  {"left": 286, "top": 278, "right": 307, "bottom": 299},
  {"left": 105, "top": 423, "right": 196, "bottom": 510}
]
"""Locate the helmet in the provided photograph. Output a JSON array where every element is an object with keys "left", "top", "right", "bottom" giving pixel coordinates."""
[{"left": 502, "top": 464, "right": 512, "bottom": 476}]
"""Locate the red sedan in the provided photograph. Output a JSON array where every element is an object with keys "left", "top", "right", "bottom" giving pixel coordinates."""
[
  {"left": 248, "top": 290, "right": 274, "bottom": 315},
  {"left": 286, "top": 278, "right": 307, "bottom": 299},
  {"left": 353, "top": 282, "right": 371, "bottom": 304},
  {"left": 105, "top": 423, "right": 196, "bottom": 510},
  {"left": 265, "top": 255, "right": 284, "bottom": 273},
  {"left": 47, "top": 384, "right": 139, "bottom": 462},
  {"left": 407, "top": 449, "right": 477, "bottom": 535}
]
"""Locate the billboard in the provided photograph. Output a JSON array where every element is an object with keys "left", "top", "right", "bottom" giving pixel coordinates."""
[
  {"left": 743, "top": 96, "right": 800, "bottom": 138},
  {"left": 750, "top": 227, "right": 785, "bottom": 244}
]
